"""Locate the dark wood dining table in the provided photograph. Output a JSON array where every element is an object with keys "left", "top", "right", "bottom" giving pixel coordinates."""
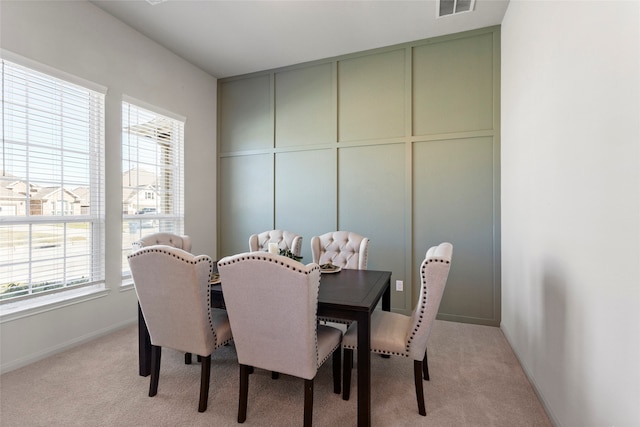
[{"left": 137, "top": 267, "right": 391, "bottom": 427}]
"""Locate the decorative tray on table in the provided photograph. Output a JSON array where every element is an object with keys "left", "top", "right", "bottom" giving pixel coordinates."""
[
  {"left": 319, "top": 262, "right": 341, "bottom": 274},
  {"left": 210, "top": 272, "right": 221, "bottom": 284}
]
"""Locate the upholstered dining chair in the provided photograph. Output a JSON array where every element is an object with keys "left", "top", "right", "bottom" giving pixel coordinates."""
[
  {"left": 217, "top": 252, "right": 342, "bottom": 427},
  {"left": 128, "top": 246, "right": 233, "bottom": 413},
  {"left": 310, "top": 230, "right": 369, "bottom": 270},
  {"left": 342, "top": 242, "right": 453, "bottom": 416},
  {"left": 248, "top": 229, "right": 303, "bottom": 257},
  {"left": 311, "top": 231, "right": 370, "bottom": 325},
  {"left": 131, "top": 232, "right": 199, "bottom": 363},
  {"left": 132, "top": 232, "right": 192, "bottom": 253}
]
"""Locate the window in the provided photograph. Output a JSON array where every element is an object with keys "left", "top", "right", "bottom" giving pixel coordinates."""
[
  {"left": 438, "top": 0, "right": 475, "bottom": 17},
  {"left": 122, "top": 100, "right": 184, "bottom": 278},
  {"left": 0, "top": 57, "right": 106, "bottom": 302}
]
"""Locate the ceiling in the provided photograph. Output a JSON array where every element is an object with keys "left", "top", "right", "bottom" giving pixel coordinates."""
[{"left": 89, "top": 0, "right": 509, "bottom": 79}]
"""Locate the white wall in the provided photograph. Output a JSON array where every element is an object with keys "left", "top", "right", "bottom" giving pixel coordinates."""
[
  {"left": 0, "top": 1, "right": 217, "bottom": 372},
  {"left": 501, "top": 1, "right": 640, "bottom": 426}
]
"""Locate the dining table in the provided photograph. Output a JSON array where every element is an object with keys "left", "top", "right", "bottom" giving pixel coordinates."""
[{"left": 137, "top": 266, "right": 391, "bottom": 427}]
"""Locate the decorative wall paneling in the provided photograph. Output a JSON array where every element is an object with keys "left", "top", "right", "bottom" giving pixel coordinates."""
[{"left": 218, "top": 26, "right": 500, "bottom": 325}]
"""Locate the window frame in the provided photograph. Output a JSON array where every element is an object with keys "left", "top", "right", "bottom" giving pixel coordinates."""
[
  {"left": 0, "top": 51, "right": 107, "bottom": 306},
  {"left": 121, "top": 97, "right": 185, "bottom": 280}
]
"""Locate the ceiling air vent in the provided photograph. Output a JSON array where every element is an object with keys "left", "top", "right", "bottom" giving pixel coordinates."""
[{"left": 439, "top": 0, "right": 476, "bottom": 17}]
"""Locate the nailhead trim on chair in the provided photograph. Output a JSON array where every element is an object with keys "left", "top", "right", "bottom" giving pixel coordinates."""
[
  {"left": 321, "top": 318, "right": 352, "bottom": 325},
  {"left": 318, "top": 340, "right": 341, "bottom": 367},
  {"left": 204, "top": 258, "right": 219, "bottom": 347},
  {"left": 343, "top": 339, "right": 410, "bottom": 355},
  {"left": 405, "top": 258, "right": 451, "bottom": 354},
  {"left": 129, "top": 247, "right": 232, "bottom": 349},
  {"left": 342, "top": 257, "right": 451, "bottom": 356},
  {"left": 218, "top": 253, "right": 311, "bottom": 275},
  {"left": 312, "top": 266, "right": 323, "bottom": 369},
  {"left": 129, "top": 246, "right": 196, "bottom": 262},
  {"left": 219, "top": 254, "right": 324, "bottom": 366}
]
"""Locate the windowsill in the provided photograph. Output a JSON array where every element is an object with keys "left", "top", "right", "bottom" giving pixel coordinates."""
[
  {"left": 120, "top": 278, "right": 135, "bottom": 291},
  {"left": 0, "top": 284, "right": 110, "bottom": 323}
]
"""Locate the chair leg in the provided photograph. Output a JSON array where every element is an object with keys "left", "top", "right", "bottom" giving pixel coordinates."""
[
  {"left": 414, "top": 360, "right": 426, "bottom": 416},
  {"left": 303, "top": 378, "right": 314, "bottom": 427},
  {"left": 332, "top": 345, "right": 342, "bottom": 394},
  {"left": 149, "top": 345, "right": 161, "bottom": 397},
  {"left": 238, "top": 364, "right": 250, "bottom": 423},
  {"left": 185, "top": 352, "right": 192, "bottom": 365},
  {"left": 198, "top": 355, "right": 211, "bottom": 412},
  {"left": 423, "top": 349, "right": 430, "bottom": 381},
  {"left": 342, "top": 348, "right": 353, "bottom": 401}
]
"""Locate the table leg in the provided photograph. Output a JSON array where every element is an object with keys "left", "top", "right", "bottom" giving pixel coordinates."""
[
  {"left": 380, "top": 279, "right": 392, "bottom": 359},
  {"left": 356, "top": 311, "right": 371, "bottom": 427},
  {"left": 382, "top": 282, "right": 390, "bottom": 312},
  {"left": 138, "top": 303, "right": 151, "bottom": 377}
]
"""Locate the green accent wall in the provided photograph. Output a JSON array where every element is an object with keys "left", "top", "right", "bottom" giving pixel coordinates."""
[{"left": 218, "top": 26, "right": 501, "bottom": 325}]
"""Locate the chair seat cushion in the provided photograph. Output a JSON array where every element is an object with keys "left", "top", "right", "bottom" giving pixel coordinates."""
[
  {"left": 343, "top": 310, "right": 410, "bottom": 356},
  {"left": 317, "top": 325, "right": 343, "bottom": 367},
  {"left": 210, "top": 308, "right": 233, "bottom": 347}
]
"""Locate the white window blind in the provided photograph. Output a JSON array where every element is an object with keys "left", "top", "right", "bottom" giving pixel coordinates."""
[
  {"left": 0, "top": 58, "right": 106, "bottom": 302},
  {"left": 122, "top": 101, "right": 184, "bottom": 277}
]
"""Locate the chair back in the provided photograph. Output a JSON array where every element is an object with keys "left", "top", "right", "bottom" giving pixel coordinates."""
[
  {"left": 128, "top": 245, "right": 218, "bottom": 356},
  {"left": 406, "top": 242, "right": 453, "bottom": 360},
  {"left": 248, "top": 229, "right": 302, "bottom": 257},
  {"left": 310, "top": 231, "right": 369, "bottom": 269},
  {"left": 132, "top": 232, "right": 192, "bottom": 253},
  {"left": 217, "top": 252, "right": 322, "bottom": 380}
]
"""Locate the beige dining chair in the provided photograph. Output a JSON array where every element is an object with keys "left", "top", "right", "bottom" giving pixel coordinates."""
[
  {"left": 217, "top": 252, "right": 342, "bottom": 427},
  {"left": 341, "top": 242, "right": 453, "bottom": 416},
  {"left": 132, "top": 232, "right": 192, "bottom": 253},
  {"left": 248, "top": 229, "right": 303, "bottom": 257},
  {"left": 132, "top": 232, "right": 198, "bottom": 362},
  {"left": 128, "top": 245, "right": 233, "bottom": 413},
  {"left": 311, "top": 231, "right": 370, "bottom": 326},
  {"left": 310, "top": 230, "right": 369, "bottom": 269}
]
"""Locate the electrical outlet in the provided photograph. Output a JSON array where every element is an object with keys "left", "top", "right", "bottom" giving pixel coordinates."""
[{"left": 395, "top": 280, "right": 403, "bottom": 292}]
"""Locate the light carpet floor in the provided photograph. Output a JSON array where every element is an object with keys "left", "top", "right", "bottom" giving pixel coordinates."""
[{"left": 0, "top": 320, "right": 551, "bottom": 426}]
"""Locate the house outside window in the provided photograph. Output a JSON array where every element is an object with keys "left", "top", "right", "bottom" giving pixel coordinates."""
[
  {"left": 122, "top": 99, "right": 184, "bottom": 278},
  {"left": 0, "top": 56, "right": 106, "bottom": 302}
]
